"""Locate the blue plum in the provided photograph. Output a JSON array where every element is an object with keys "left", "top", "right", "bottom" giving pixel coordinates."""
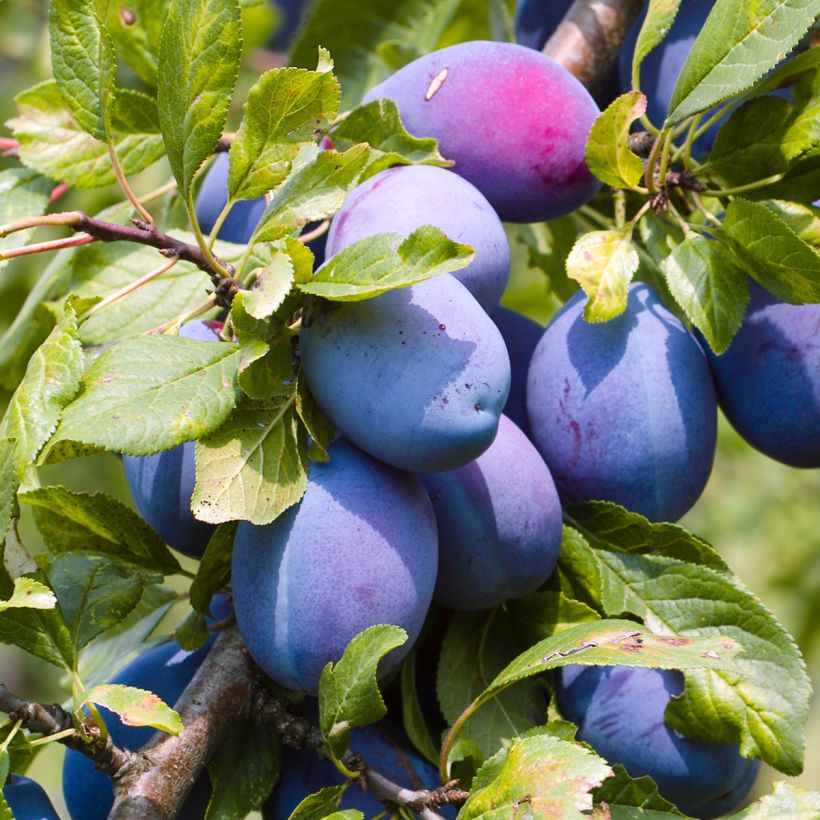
[
  {"left": 268, "top": 0, "right": 307, "bottom": 50},
  {"left": 300, "top": 274, "right": 511, "bottom": 472},
  {"left": 705, "top": 281, "right": 820, "bottom": 468},
  {"left": 363, "top": 41, "right": 601, "bottom": 223},
  {"left": 490, "top": 306, "right": 544, "bottom": 434},
  {"left": 264, "top": 720, "right": 446, "bottom": 818},
  {"left": 422, "top": 414, "right": 562, "bottom": 611},
  {"left": 514, "top": 0, "right": 573, "bottom": 50},
  {"left": 526, "top": 283, "right": 717, "bottom": 522},
  {"left": 3, "top": 775, "right": 59, "bottom": 820},
  {"left": 232, "top": 439, "right": 438, "bottom": 694},
  {"left": 123, "top": 320, "right": 221, "bottom": 558},
  {"left": 327, "top": 165, "right": 510, "bottom": 312},
  {"left": 556, "top": 665, "right": 760, "bottom": 818}
]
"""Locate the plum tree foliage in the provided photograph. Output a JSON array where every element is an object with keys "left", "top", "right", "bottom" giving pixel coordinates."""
[{"left": 0, "top": 0, "right": 818, "bottom": 818}]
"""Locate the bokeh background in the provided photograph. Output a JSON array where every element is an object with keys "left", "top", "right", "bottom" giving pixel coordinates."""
[{"left": 1, "top": 0, "right": 818, "bottom": 814}]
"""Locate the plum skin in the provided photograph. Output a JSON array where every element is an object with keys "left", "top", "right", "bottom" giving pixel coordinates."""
[
  {"left": 231, "top": 439, "right": 438, "bottom": 695},
  {"left": 704, "top": 281, "right": 820, "bottom": 468},
  {"left": 300, "top": 273, "right": 511, "bottom": 473},
  {"left": 490, "top": 306, "right": 544, "bottom": 435},
  {"left": 122, "top": 320, "right": 221, "bottom": 558},
  {"left": 363, "top": 41, "right": 601, "bottom": 223},
  {"left": 3, "top": 775, "right": 59, "bottom": 820},
  {"left": 556, "top": 665, "right": 760, "bottom": 818},
  {"left": 526, "top": 283, "right": 717, "bottom": 522},
  {"left": 422, "top": 414, "right": 562, "bottom": 611},
  {"left": 327, "top": 165, "right": 510, "bottom": 312}
]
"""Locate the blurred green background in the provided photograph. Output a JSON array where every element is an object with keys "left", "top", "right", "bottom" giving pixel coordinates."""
[{"left": 0, "top": 0, "right": 818, "bottom": 815}]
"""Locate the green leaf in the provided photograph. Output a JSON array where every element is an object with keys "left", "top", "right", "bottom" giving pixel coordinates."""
[
  {"left": 103, "top": 0, "right": 166, "bottom": 85},
  {"left": 747, "top": 45, "right": 820, "bottom": 97},
  {"left": 400, "top": 647, "right": 439, "bottom": 765},
  {"left": 228, "top": 67, "right": 340, "bottom": 201},
  {"left": 585, "top": 92, "right": 647, "bottom": 189},
  {"left": 10, "top": 81, "right": 165, "bottom": 188},
  {"left": 158, "top": 0, "right": 242, "bottom": 197},
  {"left": 720, "top": 198, "right": 820, "bottom": 303},
  {"left": 19, "top": 486, "right": 182, "bottom": 575},
  {"left": 781, "top": 88, "right": 820, "bottom": 162},
  {"left": 244, "top": 252, "right": 295, "bottom": 321},
  {"left": 190, "top": 523, "right": 237, "bottom": 615},
  {"left": 508, "top": 591, "right": 600, "bottom": 641},
  {"left": 512, "top": 219, "right": 580, "bottom": 304},
  {"left": 79, "top": 682, "right": 183, "bottom": 735},
  {"left": 459, "top": 734, "right": 613, "bottom": 819},
  {"left": 560, "top": 522, "right": 811, "bottom": 776},
  {"left": 0, "top": 752, "right": 9, "bottom": 814},
  {"left": 631, "top": 1, "right": 683, "bottom": 88},
  {"left": 254, "top": 146, "right": 371, "bottom": 242},
  {"left": 287, "top": 785, "right": 349, "bottom": 820},
  {"left": 667, "top": 0, "right": 819, "bottom": 125},
  {"left": 331, "top": 98, "right": 452, "bottom": 179},
  {"left": 703, "top": 96, "right": 791, "bottom": 187},
  {"left": 49, "top": 0, "right": 117, "bottom": 141},
  {"left": 0, "top": 440, "right": 17, "bottom": 546},
  {"left": 295, "top": 373, "right": 335, "bottom": 463},
  {"left": 300, "top": 226, "right": 474, "bottom": 301},
  {"left": 763, "top": 199, "right": 820, "bottom": 245},
  {"left": 437, "top": 611, "right": 547, "bottom": 762},
  {"left": 318, "top": 625, "right": 408, "bottom": 762},
  {"left": 727, "top": 782, "right": 820, "bottom": 818},
  {"left": 566, "top": 230, "right": 639, "bottom": 322},
  {"left": 0, "top": 577, "right": 56, "bottom": 613},
  {"left": 660, "top": 234, "right": 750, "bottom": 354},
  {"left": 593, "top": 765, "right": 685, "bottom": 818},
  {"left": 192, "top": 391, "right": 308, "bottom": 525},
  {"left": 237, "top": 337, "right": 294, "bottom": 400},
  {"left": 174, "top": 609, "right": 209, "bottom": 651},
  {"left": 206, "top": 717, "right": 281, "bottom": 820},
  {"left": 0, "top": 302, "right": 84, "bottom": 477},
  {"left": 0, "top": 168, "right": 53, "bottom": 273},
  {"left": 46, "top": 553, "right": 150, "bottom": 652},
  {"left": 44, "top": 335, "right": 243, "bottom": 458}
]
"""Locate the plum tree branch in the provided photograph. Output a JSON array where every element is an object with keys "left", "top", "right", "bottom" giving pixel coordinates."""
[{"left": 545, "top": 0, "right": 646, "bottom": 91}]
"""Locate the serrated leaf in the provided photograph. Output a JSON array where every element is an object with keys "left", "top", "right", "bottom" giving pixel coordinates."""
[
  {"left": 254, "top": 145, "right": 371, "bottom": 242},
  {"left": 632, "top": 1, "right": 684, "bottom": 86},
  {"left": 0, "top": 440, "right": 17, "bottom": 546},
  {"left": 0, "top": 302, "right": 83, "bottom": 477},
  {"left": 175, "top": 608, "right": 209, "bottom": 651},
  {"left": 592, "top": 764, "right": 685, "bottom": 818},
  {"left": 747, "top": 45, "right": 820, "bottom": 97},
  {"left": 192, "top": 392, "right": 307, "bottom": 525},
  {"left": 400, "top": 648, "right": 439, "bottom": 765},
  {"left": 566, "top": 230, "right": 639, "bottom": 322},
  {"left": 44, "top": 335, "right": 243, "bottom": 458},
  {"left": 459, "top": 734, "right": 613, "bottom": 819},
  {"left": 437, "top": 611, "right": 547, "bottom": 762},
  {"left": 318, "top": 625, "right": 408, "bottom": 762},
  {"left": 189, "top": 523, "right": 236, "bottom": 615},
  {"left": 158, "top": 0, "right": 242, "bottom": 197},
  {"left": 295, "top": 373, "right": 334, "bottom": 462},
  {"left": 720, "top": 198, "right": 820, "bottom": 303},
  {"left": 764, "top": 199, "right": 820, "bottom": 245},
  {"left": 332, "top": 98, "right": 452, "bottom": 179},
  {"left": 660, "top": 234, "right": 750, "bottom": 354},
  {"left": 10, "top": 81, "right": 165, "bottom": 188},
  {"left": 667, "top": 0, "right": 819, "bottom": 125},
  {"left": 237, "top": 338, "right": 294, "bottom": 400},
  {"left": 287, "top": 785, "right": 348, "bottom": 820},
  {"left": 244, "top": 252, "right": 295, "bottom": 320},
  {"left": 0, "top": 577, "right": 56, "bottom": 613},
  {"left": 727, "top": 782, "right": 820, "bottom": 818},
  {"left": 229, "top": 67, "right": 340, "bottom": 201},
  {"left": 206, "top": 717, "right": 281, "bottom": 820},
  {"left": 781, "top": 89, "right": 820, "bottom": 162},
  {"left": 300, "top": 226, "right": 474, "bottom": 301},
  {"left": 49, "top": 0, "right": 117, "bottom": 141},
  {"left": 20, "top": 486, "right": 182, "bottom": 575},
  {"left": 79, "top": 682, "right": 183, "bottom": 734},
  {"left": 508, "top": 591, "right": 601, "bottom": 640},
  {"left": 0, "top": 168, "right": 53, "bottom": 272},
  {"left": 585, "top": 93, "right": 647, "bottom": 189},
  {"left": 560, "top": 521, "right": 811, "bottom": 776}
]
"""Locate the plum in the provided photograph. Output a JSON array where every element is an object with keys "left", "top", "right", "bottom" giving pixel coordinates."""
[
  {"left": 514, "top": 0, "right": 573, "bottom": 50},
  {"left": 526, "top": 283, "right": 717, "bottom": 522},
  {"left": 705, "top": 281, "right": 820, "bottom": 468},
  {"left": 490, "top": 306, "right": 544, "bottom": 435},
  {"left": 326, "top": 165, "right": 510, "bottom": 312},
  {"left": 301, "top": 273, "right": 510, "bottom": 473},
  {"left": 422, "top": 414, "right": 562, "bottom": 611},
  {"left": 556, "top": 665, "right": 760, "bottom": 818},
  {"left": 122, "top": 320, "right": 221, "bottom": 558},
  {"left": 264, "top": 720, "right": 447, "bottom": 817},
  {"left": 268, "top": 0, "right": 307, "bottom": 50},
  {"left": 231, "top": 439, "right": 438, "bottom": 694},
  {"left": 61, "top": 596, "right": 229, "bottom": 820},
  {"left": 3, "top": 775, "right": 59, "bottom": 820},
  {"left": 362, "top": 41, "right": 601, "bottom": 223}
]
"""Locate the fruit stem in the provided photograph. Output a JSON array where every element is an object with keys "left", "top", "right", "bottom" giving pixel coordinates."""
[
  {"left": 108, "top": 139, "right": 154, "bottom": 225},
  {"left": 0, "top": 233, "right": 95, "bottom": 261},
  {"left": 701, "top": 173, "right": 786, "bottom": 198}
]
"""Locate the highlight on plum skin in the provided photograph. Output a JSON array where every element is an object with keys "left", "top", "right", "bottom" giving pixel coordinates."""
[{"left": 363, "top": 41, "right": 601, "bottom": 223}]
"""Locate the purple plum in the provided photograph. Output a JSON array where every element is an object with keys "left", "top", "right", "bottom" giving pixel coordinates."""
[
  {"left": 422, "top": 414, "right": 562, "bottom": 611},
  {"left": 526, "top": 283, "right": 717, "bottom": 522},
  {"left": 327, "top": 165, "right": 510, "bottom": 312},
  {"left": 3, "top": 776, "right": 59, "bottom": 820}
]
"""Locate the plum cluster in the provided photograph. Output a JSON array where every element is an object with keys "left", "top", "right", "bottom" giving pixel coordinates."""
[{"left": 107, "top": 36, "right": 820, "bottom": 820}]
